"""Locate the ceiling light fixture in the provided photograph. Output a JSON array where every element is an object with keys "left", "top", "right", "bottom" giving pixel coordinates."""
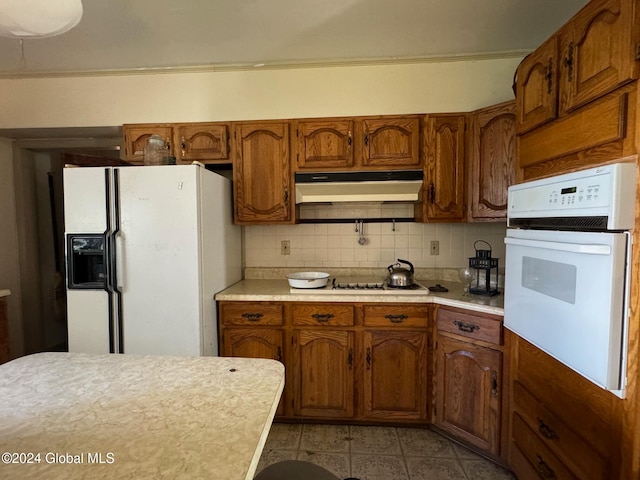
[{"left": 0, "top": 0, "right": 83, "bottom": 39}]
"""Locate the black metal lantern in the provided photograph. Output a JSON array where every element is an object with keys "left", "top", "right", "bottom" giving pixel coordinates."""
[{"left": 468, "top": 240, "right": 500, "bottom": 296}]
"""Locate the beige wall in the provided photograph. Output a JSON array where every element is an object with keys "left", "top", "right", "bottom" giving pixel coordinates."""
[
  {"left": 0, "top": 138, "right": 24, "bottom": 357},
  {"left": 0, "top": 57, "right": 521, "bottom": 128}
]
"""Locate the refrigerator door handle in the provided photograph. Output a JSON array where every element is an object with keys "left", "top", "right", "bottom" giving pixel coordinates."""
[
  {"left": 103, "top": 168, "right": 116, "bottom": 354},
  {"left": 113, "top": 168, "right": 124, "bottom": 353}
]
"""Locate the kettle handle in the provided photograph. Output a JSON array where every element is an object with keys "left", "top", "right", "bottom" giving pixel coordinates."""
[
  {"left": 387, "top": 264, "right": 396, "bottom": 273},
  {"left": 397, "top": 258, "right": 414, "bottom": 273}
]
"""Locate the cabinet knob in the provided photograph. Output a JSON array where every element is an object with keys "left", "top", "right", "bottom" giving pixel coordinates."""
[
  {"left": 491, "top": 370, "right": 498, "bottom": 397},
  {"left": 429, "top": 182, "right": 436, "bottom": 204},
  {"left": 348, "top": 348, "right": 353, "bottom": 369},
  {"left": 276, "top": 346, "right": 282, "bottom": 362},
  {"left": 181, "top": 136, "right": 187, "bottom": 156}
]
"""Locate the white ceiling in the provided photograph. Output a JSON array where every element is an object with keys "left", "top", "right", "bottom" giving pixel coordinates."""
[{"left": 0, "top": 0, "right": 588, "bottom": 77}]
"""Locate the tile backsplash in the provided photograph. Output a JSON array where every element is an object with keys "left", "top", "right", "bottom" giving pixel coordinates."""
[{"left": 244, "top": 217, "right": 507, "bottom": 271}]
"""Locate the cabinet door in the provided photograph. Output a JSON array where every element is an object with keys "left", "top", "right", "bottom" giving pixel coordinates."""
[
  {"left": 222, "top": 328, "right": 285, "bottom": 415},
  {"left": 435, "top": 335, "right": 502, "bottom": 455},
  {"left": 361, "top": 330, "right": 427, "bottom": 421},
  {"left": 176, "top": 123, "right": 230, "bottom": 163},
  {"left": 559, "top": 0, "right": 637, "bottom": 114},
  {"left": 362, "top": 117, "right": 421, "bottom": 167},
  {"left": 295, "top": 119, "right": 354, "bottom": 169},
  {"left": 423, "top": 114, "right": 466, "bottom": 221},
  {"left": 122, "top": 124, "right": 173, "bottom": 164},
  {"left": 233, "top": 122, "right": 292, "bottom": 224},
  {"left": 293, "top": 330, "right": 354, "bottom": 418},
  {"left": 515, "top": 37, "right": 558, "bottom": 135},
  {"left": 469, "top": 101, "right": 516, "bottom": 221}
]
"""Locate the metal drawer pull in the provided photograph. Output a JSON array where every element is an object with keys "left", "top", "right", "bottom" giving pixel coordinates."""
[
  {"left": 241, "top": 312, "right": 264, "bottom": 321},
  {"left": 348, "top": 348, "right": 353, "bottom": 369},
  {"left": 366, "top": 347, "right": 371, "bottom": 369},
  {"left": 276, "top": 346, "right": 282, "bottom": 362},
  {"left": 453, "top": 320, "right": 480, "bottom": 333},
  {"left": 385, "top": 314, "right": 408, "bottom": 323},
  {"left": 536, "top": 455, "right": 556, "bottom": 479},
  {"left": 312, "top": 313, "right": 334, "bottom": 322},
  {"left": 537, "top": 418, "right": 558, "bottom": 440}
]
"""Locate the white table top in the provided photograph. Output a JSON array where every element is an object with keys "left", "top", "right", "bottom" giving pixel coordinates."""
[{"left": 0, "top": 352, "right": 284, "bottom": 480}]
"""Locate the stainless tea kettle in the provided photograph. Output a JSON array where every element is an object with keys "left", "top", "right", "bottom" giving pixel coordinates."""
[{"left": 387, "top": 259, "right": 415, "bottom": 287}]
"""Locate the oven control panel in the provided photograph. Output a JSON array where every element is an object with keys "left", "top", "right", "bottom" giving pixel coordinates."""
[{"left": 507, "top": 160, "right": 637, "bottom": 230}]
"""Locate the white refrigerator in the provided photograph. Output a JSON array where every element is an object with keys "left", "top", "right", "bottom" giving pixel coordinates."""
[{"left": 63, "top": 164, "right": 241, "bottom": 356}]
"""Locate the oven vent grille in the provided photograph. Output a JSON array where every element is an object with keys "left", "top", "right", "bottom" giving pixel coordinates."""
[{"left": 510, "top": 216, "right": 608, "bottom": 231}]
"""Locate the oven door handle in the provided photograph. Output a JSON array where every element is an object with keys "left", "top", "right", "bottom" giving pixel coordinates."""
[{"left": 505, "top": 237, "right": 611, "bottom": 255}]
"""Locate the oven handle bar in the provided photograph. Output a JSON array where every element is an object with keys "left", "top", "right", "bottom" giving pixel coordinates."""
[{"left": 504, "top": 237, "right": 611, "bottom": 255}]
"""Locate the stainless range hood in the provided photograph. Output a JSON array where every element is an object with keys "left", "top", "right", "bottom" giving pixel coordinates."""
[{"left": 294, "top": 170, "right": 423, "bottom": 204}]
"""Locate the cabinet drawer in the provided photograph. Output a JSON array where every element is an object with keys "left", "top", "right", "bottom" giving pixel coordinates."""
[
  {"left": 292, "top": 304, "right": 355, "bottom": 326},
  {"left": 515, "top": 337, "right": 614, "bottom": 459},
  {"left": 512, "top": 413, "right": 579, "bottom": 480},
  {"left": 220, "top": 302, "right": 284, "bottom": 326},
  {"left": 512, "top": 381, "right": 607, "bottom": 480},
  {"left": 363, "top": 304, "right": 428, "bottom": 328},
  {"left": 437, "top": 307, "right": 502, "bottom": 345}
]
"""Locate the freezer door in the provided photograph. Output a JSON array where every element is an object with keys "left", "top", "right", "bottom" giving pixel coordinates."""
[
  {"left": 63, "top": 167, "right": 109, "bottom": 233},
  {"left": 116, "top": 166, "right": 202, "bottom": 355}
]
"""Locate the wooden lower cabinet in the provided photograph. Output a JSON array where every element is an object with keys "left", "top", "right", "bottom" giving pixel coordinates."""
[
  {"left": 508, "top": 334, "right": 622, "bottom": 480},
  {"left": 219, "top": 300, "right": 432, "bottom": 423},
  {"left": 434, "top": 306, "right": 505, "bottom": 457},
  {"left": 292, "top": 329, "right": 355, "bottom": 418},
  {"left": 362, "top": 330, "right": 428, "bottom": 421},
  {"left": 435, "top": 335, "right": 502, "bottom": 454}
]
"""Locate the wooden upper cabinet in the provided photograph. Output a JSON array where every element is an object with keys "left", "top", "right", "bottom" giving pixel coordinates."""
[
  {"left": 469, "top": 101, "right": 516, "bottom": 221},
  {"left": 516, "top": 0, "right": 638, "bottom": 136},
  {"left": 558, "top": 0, "right": 637, "bottom": 114},
  {"left": 175, "top": 123, "right": 229, "bottom": 163},
  {"left": 362, "top": 117, "right": 421, "bottom": 167},
  {"left": 515, "top": 37, "right": 558, "bottom": 135},
  {"left": 123, "top": 122, "right": 231, "bottom": 164},
  {"left": 233, "top": 121, "right": 292, "bottom": 224},
  {"left": 420, "top": 114, "right": 466, "bottom": 221},
  {"left": 123, "top": 124, "right": 173, "bottom": 164},
  {"left": 294, "top": 119, "right": 354, "bottom": 170}
]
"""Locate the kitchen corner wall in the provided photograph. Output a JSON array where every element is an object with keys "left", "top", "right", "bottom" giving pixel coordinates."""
[{"left": 245, "top": 217, "right": 507, "bottom": 270}]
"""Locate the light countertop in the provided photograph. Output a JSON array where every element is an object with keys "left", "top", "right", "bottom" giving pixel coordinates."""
[
  {"left": 0, "top": 289, "right": 10, "bottom": 298},
  {"left": 0, "top": 352, "right": 284, "bottom": 480},
  {"left": 216, "top": 279, "right": 503, "bottom": 316}
]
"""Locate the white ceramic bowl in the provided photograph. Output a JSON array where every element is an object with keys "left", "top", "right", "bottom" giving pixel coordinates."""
[{"left": 286, "top": 271, "right": 330, "bottom": 289}]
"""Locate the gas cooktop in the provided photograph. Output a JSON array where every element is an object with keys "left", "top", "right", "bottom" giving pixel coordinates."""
[{"left": 289, "top": 277, "right": 430, "bottom": 295}]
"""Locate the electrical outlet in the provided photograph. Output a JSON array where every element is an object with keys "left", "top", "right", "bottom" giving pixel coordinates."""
[
  {"left": 281, "top": 240, "right": 290, "bottom": 255},
  {"left": 430, "top": 240, "right": 439, "bottom": 255}
]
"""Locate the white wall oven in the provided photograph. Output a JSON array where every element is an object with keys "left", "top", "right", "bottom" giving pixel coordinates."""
[{"left": 504, "top": 161, "right": 636, "bottom": 398}]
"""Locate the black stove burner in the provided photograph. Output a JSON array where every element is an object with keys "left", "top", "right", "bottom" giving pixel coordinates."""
[{"left": 385, "top": 283, "right": 423, "bottom": 290}]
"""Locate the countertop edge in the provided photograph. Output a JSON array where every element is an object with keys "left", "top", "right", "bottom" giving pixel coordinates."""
[
  {"left": 215, "top": 280, "right": 503, "bottom": 316},
  {"left": 0, "top": 289, "right": 11, "bottom": 298}
]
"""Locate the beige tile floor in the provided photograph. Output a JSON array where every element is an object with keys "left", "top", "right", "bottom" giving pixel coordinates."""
[{"left": 256, "top": 423, "right": 517, "bottom": 480}]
